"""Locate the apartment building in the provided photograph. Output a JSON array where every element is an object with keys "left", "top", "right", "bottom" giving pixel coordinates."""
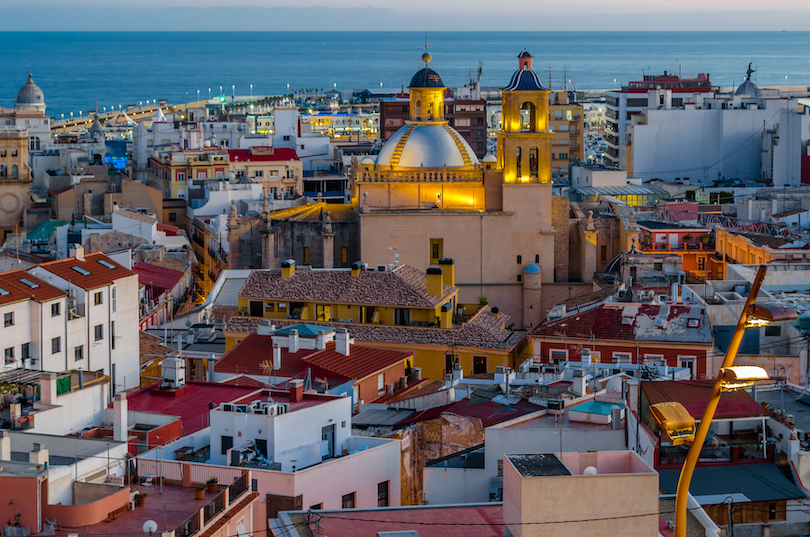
[{"left": 548, "top": 90, "right": 584, "bottom": 177}]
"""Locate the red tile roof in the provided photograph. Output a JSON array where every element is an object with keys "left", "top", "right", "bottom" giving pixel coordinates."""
[
  {"left": 125, "top": 381, "right": 261, "bottom": 433},
  {"left": 396, "top": 398, "right": 543, "bottom": 428},
  {"left": 0, "top": 269, "right": 66, "bottom": 306},
  {"left": 228, "top": 147, "right": 299, "bottom": 162},
  {"left": 303, "top": 341, "right": 411, "bottom": 381},
  {"left": 36, "top": 252, "right": 134, "bottom": 290},
  {"left": 133, "top": 261, "right": 186, "bottom": 293},
  {"left": 297, "top": 505, "right": 503, "bottom": 537},
  {"left": 157, "top": 223, "right": 181, "bottom": 235},
  {"left": 220, "top": 375, "right": 269, "bottom": 388},
  {"left": 215, "top": 334, "right": 411, "bottom": 382},
  {"left": 642, "top": 380, "right": 769, "bottom": 420}
]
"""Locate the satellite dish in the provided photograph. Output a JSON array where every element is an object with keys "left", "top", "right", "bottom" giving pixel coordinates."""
[
  {"left": 583, "top": 466, "right": 598, "bottom": 476},
  {"left": 143, "top": 520, "right": 158, "bottom": 534},
  {"left": 185, "top": 320, "right": 192, "bottom": 327}
]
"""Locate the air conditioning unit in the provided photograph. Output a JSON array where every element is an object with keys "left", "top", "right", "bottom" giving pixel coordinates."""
[
  {"left": 548, "top": 400, "right": 565, "bottom": 411},
  {"left": 377, "top": 264, "right": 387, "bottom": 272},
  {"left": 221, "top": 403, "right": 235, "bottom": 412}
]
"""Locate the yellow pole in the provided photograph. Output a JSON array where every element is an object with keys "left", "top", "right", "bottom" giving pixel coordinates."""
[{"left": 674, "top": 264, "right": 768, "bottom": 536}]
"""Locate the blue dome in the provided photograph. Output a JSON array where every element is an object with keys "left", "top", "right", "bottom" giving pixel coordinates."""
[
  {"left": 409, "top": 67, "right": 444, "bottom": 88},
  {"left": 523, "top": 263, "right": 541, "bottom": 273},
  {"left": 501, "top": 69, "right": 547, "bottom": 92}
]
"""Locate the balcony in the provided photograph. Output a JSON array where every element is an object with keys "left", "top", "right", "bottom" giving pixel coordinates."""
[{"left": 658, "top": 439, "right": 766, "bottom": 468}]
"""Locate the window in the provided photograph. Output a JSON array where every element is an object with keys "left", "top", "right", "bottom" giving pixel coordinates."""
[
  {"left": 517, "top": 274, "right": 522, "bottom": 282},
  {"left": 769, "top": 502, "right": 777, "bottom": 520},
  {"left": 10, "top": 150, "right": 16, "bottom": 157},
  {"left": 255, "top": 170, "right": 264, "bottom": 177},
  {"left": 315, "top": 304, "right": 332, "bottom": 322},
  {"left": 112, "top": 287, "right": 116, "bottom": 312},
  {"left": 94, "top": 324, "right": 103, "bottom": 341},
  {"left": 303, "top": 247, "right": 310, "bottom": 264},
  {"left": 111, "top": 321, "right": 116, "bottom": 350},
  {"left": 75, "top": 345, "right": 84, "bottom": 361},
  {"left": 309, "top": 503, "right": 323, "bottom": 510},
  {"left": 535, "top": 254, "right": 540, "bottom": 263},
  {"left": 377, "top": 481, "right": 389, "bottom": 507},
  {"left": 429, "top": 238, "right": 443, "bottom": 263},
  {"left": 473, "top": 356, "right": 487, "bottom": 375},
  {"left": 177, "top": 172, "right": 186, "bottom": 182},
  {"left": 653, "top": 262, "right": 663, "bottom": 271},
  {"left": 516, "top": 146, "right": 522, "bottom": 177},
  {"left": 94, "top": 291, "right": 103, "bottom": 305},
  {"left": 4, "top": 347, "right": 13, "bottom": 364},
  {"left": 265, "top": 302, "right": 275, "bottom": 313},
  {"left": 517, "top": 255, "right": 522, "bottom": 264},
  {"left": 20, "top": 278, "right": 38, "bottom": 288},
  {"left": 566, "top": 109, "right": 573, "bottom": 121},
  {"left": 51, "top": 337, "right": 61, "bottom": 354},
  {"left": 277, "top": 303, "right": 287, "bottom": 314},
  {"left": 21, "top": 343, "right": 29, "bottom": 360},
  {"left": 394, "top": 308, "right": 410, "bottom": 326},
  {"left": 497, "top": 459, "right": 504, "bottom": 477},
  {"left": 613, "top": 352, "right": 632, "bottom": 364},
  {"left": 377, "top": 373, "right": 385, "bottom": 394},
  {"left": 221, "top": 435, "right": 233, "bottom": 454},
  {"left": 168, "top": 212, "right": 177, "bottom": 222},
  {"left": 550, "top": 349, "right": 567, "bottom": 364},
  {"left": 765, "top": 325, "right": 781, "bottom": 337},
  {"left": 4, "top": 312, "right": 13, "bottom": 327},
  {"left": 679, "top": 357, "right": 695, "bottom": 379},
  {"left": 341, "top": 247, "right": 348, "bottom": 265},
  {"left": 0, "top": 150, "right": 5, "bottom": 157},
  {"left": 341, "top": 492, "right": 355, "bottom": 509},
  {"left": 51, "top": 303, "right": 61, "bottom": 317}
]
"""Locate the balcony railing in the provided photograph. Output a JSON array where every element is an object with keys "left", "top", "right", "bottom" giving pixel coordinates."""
[{"left": 659, "top": 441, "right": 765, "bottom": 468}]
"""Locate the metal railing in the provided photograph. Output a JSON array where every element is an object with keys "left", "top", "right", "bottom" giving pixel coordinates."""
[
  {"left": 203, "top": 492, "right": 226, "bottom": 525},
  {"left": 175, "top": 513, "right": 200, "bottom": 537},
  {"left": 228, "top": 473, "right": 249, "bottom": 505}
]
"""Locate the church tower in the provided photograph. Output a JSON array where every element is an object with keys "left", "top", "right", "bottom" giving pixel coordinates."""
[{"left": 496, "top": 49, "right": 553, "bottom": 184}]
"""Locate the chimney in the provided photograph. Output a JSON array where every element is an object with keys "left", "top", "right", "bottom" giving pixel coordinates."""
[
  {"left": 452, "top": 362, "right": 463, "bottom": 382},
  {"left": 316, "top": 330, "right": 327, "bottom": 350},
  {"left": 336, "top": 328, "right": 353, "bottom": 356},
  {"left": 113, "top": 201, "right": 119, "bottom": 213},
  {"left": 77, "top": 367, "right": 84, "bottom": 389},
  {"left": 671, "top": 282, "right": 679, "bottom": 302},
  {"left": 411, "top": 367, "right": 422, "bottom": 382},
  {"left": 491, "top": 306, "right": 500, "bottom": 319},
  {"left": 281, "top": 259, "right": 296, "bottom": 279},
  {"left": 40, "top": 372, "right": 58, "bottom": 406},
  {"left": 273, "top": 344, "right": 282, "bottom": 371},
  {"left": 438, "top": 258, "right": 455, "bottom": 287},
  {"left": 351, "top": 261, "right": 362, "bottom": 277},
  {"left": 113, "top": 393, "right": 128, "bottom": 443},
  {"left": 289, "top": 378, "right": 304, "bottom": 403},
  {"left": 0, "top": 431, "right": 9, "bottom": 460},
  {"left": 29, "top": 443, "right": 48, "bottom": 466},
  {"left": 69, "top": 244, "right": 85, "bottom": 261},
  {"left": 257, "top": 320, "right": 276, "bottom": 336},
  {"left": 426, "top": 267, "right": 444, "bottom": 298},
  {"left": 440, "top": 302, "right": 452, "bottom": 328},
  {"left": 208, "top": 353, "right": 216, "bottom": 381},
  {"left": 288, "top": 329, "right": 299, "bottom": 353}
]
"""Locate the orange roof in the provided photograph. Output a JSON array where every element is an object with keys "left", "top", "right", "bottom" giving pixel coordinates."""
[
  {"left": 0, "top": 269, "right": 66, "bottom": 306},
  {"left": 36, "top": 252, "right": 134, "bottom": 290},
  {"left": 304, "top": 341, "right": 411, "bottom": 381},
  {"left": 215, "top": 334, "right": 318, "bottom": 378}
]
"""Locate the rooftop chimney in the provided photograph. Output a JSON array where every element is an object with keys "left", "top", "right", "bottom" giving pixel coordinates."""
[
  {"left": 316, "top": 330, "right": 327, "bottom": 350},
  {"left": 289, "top": 378, "right": 304, "bottom": 403},
  {"left": 257, "top": 320, "right": 276, "bottom": 336},
  {"left": 281, "top": 259, "right": 296, "bottom": 279},
  {"left": 113, "top": 393, "right": 128, "bottom": 443},
  {"left": 426, "top": 267, "right": 444, "bottom": 298},
  {"left": 273, "top": 343, "right": 281, "bottom": 371},
  {"left": 336, "top": 328, "right": 353, "bottom": 356},
  {"left": 440, "top": 302, "right": 452, "bottom": 329},
  {"left": 288, "top": 329, "right": 299, "bottom": 353},
  {"left": 438, "top": 258, "right": 455, "bottom": 287},
  {"left": 351, "top": 261, "right": 362, "bottom": 277},
  {"left": 69, "top": 244, "right": 85, "bottom": 262},
  {"left": 208, "top": 353, "right": 216, "bottom": 381},
  {"left": 29, "top": 443, "right": 48, "bottom": 466},
  {"left": 0, "top": 431, "right": 9, "bottom": 461},
  {"left": 491, "top": 306, "right": 500, "bottom": 319},
  {"left": 40, "top": 372, "right": 58, "bottom": 406},
  {"left": 671, "top": 282, "right": 679, "bottom": 303}
]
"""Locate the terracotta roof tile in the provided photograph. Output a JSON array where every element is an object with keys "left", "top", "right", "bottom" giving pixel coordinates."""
[
  {"left": 36, "top": 252, "right": 135, "bottom": 290},
  {"left": 0, "top": 269, "right": 66, "bottom": 306},
  {"left": 139, "top": 331, "right": 174, "bottom": 366},
  {"left": 238, "top": 264, "right": 455, "bottom": 308},
  {"left": 303, "top": 341, "right": 411, "bottom": 381},
  {"left": 225, "top": 306, "right": 522, "bottom": 351},
  {"left": 133, "top": 262, "right": 186, "bottom": 293},
  {"left": 215, "top": 334, "right": 317, "bottom": 377}
]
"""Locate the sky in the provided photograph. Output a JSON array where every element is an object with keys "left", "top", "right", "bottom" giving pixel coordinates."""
[{"left": 2, "top": 1, "right": 810, "bottom": 31}]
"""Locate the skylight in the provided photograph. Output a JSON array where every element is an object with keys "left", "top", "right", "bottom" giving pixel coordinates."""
[
  {"left": 72, "top": 266, "right": 91, "bottom": 276},
  {"left": 0, "top": 287, "right": 8, "bottom": 296},
  {"left": 19, "top": 278, "right": 39, "bottom": 289},
  {"left": 98, "top": 260, "right": 116, "bottom": 270},
  {"left": 687, "top": 319, "right": 700, "bottom": 328}
]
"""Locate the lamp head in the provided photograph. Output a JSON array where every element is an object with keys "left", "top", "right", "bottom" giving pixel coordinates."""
[
  {"left": 649, "top": 401, "right": 696, "bottom": 446},
  {"left": 718, "top": 365, "right": 769, "bottom": 391},
  {"left": 745, "top": 304, "right": 798, "bottom": 327}
]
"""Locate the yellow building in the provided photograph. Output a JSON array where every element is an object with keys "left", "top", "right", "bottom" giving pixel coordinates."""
[
  {"left": 712, "top": 229, "right": 810, "bottom": 279},
  {"left": 549, "top": 90, "right": 585, "bottom": 176},
  {"left": 148, "top": 146, "right": 230, "bottom": 198},
  {"left": 0, "top": 129, "right": 32, "bottom": 243},
  {"left": 223, "top": 259, "right": 527, "bottom": 380}
]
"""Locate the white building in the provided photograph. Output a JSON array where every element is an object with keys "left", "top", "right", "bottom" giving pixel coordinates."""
[
  {"left": 272, "top": 108, "right": 331, "bottom": 174},
  {"left": 569, "top": 163, "right": 628, "bottom": 188},
  {"left": 25, "top": 248, "right": 141, "bottom": 392},
  {"left": 772, "top": 102, "right": 810, "bottom": 187}
]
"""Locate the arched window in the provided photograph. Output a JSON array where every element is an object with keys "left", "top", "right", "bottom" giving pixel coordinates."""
[
  {"left": 0, "top": 165, "right": 5, "bottom": 177},
  {"left": 520, "top": 102, "right": 535, "bottom": 132},
  {"left": 415, "top": 100, "right": 422, "bottom": 120},
  {"left": 529, "top": 147, "right": 538, "bottom": 178},
  {"left": 516, "top": 147, "right": 522, "bottom": 178},
  {"left": 10, "top": 165, "right": 17, "bottom": 178}
]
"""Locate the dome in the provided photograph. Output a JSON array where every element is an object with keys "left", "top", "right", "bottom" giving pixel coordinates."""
[
  {"left": 523, "top": 263, "right": 541, "bottom": 273},
  {"left": 360, "top": 156, "right": 375, "bottom": 165},
  {"left": 501, "top": 69, "right": 547, "bottom": 92},
  {"left": 409, "top": 67, "right": 444, "bottom": 88},
  {"left": 375, "top": 124, "right": 480, "bottom": 168},
  {"left": 518, "top": 48, "right": 533, "bottom": 59},
  {"left": 735, "top": 79, "right": 759, "bottom": 96},
  {"left": 16, "top": 73, "right": 44, "bottom": 105},
  {"left": 482, "top": 153, "right": 497, "bottom": 163}
]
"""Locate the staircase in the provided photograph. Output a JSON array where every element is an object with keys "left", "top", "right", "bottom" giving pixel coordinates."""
[
  {"left": 442, "top": 125, "right": 473, "bottom": 166},
  {"left": 388, "top": 125, "right": 417, "bottom": 168}
]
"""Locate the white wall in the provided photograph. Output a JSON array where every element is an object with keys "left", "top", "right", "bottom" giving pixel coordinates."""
[
  {"left": 773, "top": 107, "right": 810, "bottom": 188},
  {"left": 29, "top": 382, "right": 109, "bottom": 435}
]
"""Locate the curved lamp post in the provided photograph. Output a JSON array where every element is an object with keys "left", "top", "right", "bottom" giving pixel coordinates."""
[{"left": 651, "top": 265, "right": 797, "bottom": 536}]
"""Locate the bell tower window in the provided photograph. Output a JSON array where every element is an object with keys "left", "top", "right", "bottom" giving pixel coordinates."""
[
  {"left": 516, "top": 147, "right": 522, "bottom": 179},
  {"left": 415, "top": 100, "right": 422, "bottom": 120},
  {"left": 520, "top": 102, "right": 535, "bottom": 132},
  {"left": 529, "top": 148, "right": 538, "bottom": 178}
]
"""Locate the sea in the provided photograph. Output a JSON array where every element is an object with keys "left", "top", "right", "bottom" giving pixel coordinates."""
[{"left": 1, "top": 31, "right": 809, "bottom": 119}]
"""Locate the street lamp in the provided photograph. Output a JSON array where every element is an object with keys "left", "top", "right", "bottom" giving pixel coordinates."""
[{"left": 650, "top": 265, "right": 796, "bottom": 537}]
